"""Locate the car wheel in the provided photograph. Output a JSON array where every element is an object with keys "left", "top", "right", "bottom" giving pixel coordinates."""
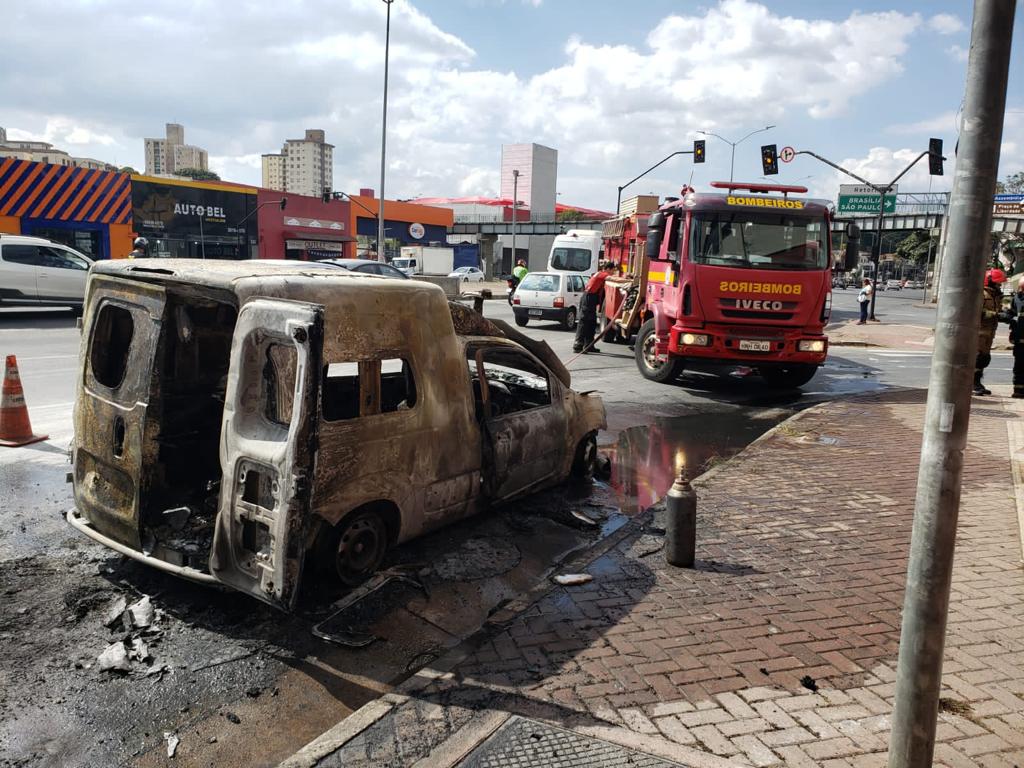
[
  {"left": 634, "top": 318, "right": 685, "bottom": 383},
  {"left": 563, "top": 306, "right": 577, "bottom": 330},
  {"left": 760, "top": 364, "right": 818, "bottom": 389},
  {"left": 571, "top": 432, "right": 598, "bottom": 477},
  {"left": 331, "top": 510, "right": 389, "bottom": 587},
  {"left": 514, "top": 314, "right": 529, "bottom": 327},
  {"left": 463, "top": 277, "right": 469, "bottom": 283}
]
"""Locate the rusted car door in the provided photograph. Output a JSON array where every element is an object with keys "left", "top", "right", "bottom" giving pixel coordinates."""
[
  {"left": 209, "top": 298, "right": 323, "bottom": 610},
  {"left": 74, "top": 276, "right": 166, "bottom": 548},
  {"left": 475, "top": 347, "right": 568, "bottom": 500}
]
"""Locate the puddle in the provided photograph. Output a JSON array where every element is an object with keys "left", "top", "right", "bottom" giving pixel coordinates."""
[{"left": 604, "top": 409, "right": 791, "bottom": 514}]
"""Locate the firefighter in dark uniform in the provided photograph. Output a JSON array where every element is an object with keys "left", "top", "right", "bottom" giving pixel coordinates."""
[
  {"left": 975, "top": 268, "right": 1006, "bottom": 395},
  {"left": 573, "top": 261, "right": 616, "bottom": 354},
  {"left": 1010, "top": 275, "right": 1024, "bottom": 398}
]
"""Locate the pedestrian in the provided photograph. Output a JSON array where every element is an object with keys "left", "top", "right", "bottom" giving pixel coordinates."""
[
  {"left": 573, "top": 260, "right": 616, "bottom": 354},
  {"left": 974, "top": 268, "right": 1006, "bottom": 395},
  {"left": 857, "top": 278, "right": 872, "bottom": 324},
  {"left": 127, "top": 237, "right": 148, "bottom": 259},
  {"left": 1009, "top": 275, "right": 1024, "bottom": 398}
]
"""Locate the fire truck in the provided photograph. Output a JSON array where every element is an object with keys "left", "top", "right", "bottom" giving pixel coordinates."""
[{"left": 600, "top": 182, "right": 840, "bottom": 388}]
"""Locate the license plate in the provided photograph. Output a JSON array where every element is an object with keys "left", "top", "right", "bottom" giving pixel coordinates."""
[
  {"left": 528, "top": 309, "right": 543, "bottom": 316},
  {"left": 739, "top": 339, "right": 771, "bottom": 352}
]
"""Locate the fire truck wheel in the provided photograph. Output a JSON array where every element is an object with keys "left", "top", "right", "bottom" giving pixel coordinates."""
[
  {"left": 635, "top": 319, "right": 685, "bottom": 383},
  {"left": 563, "top": 307, "right": 577, "bottom": 330},
  {"left": 761, "top": 364, "right": 818, "bottom": 389}
]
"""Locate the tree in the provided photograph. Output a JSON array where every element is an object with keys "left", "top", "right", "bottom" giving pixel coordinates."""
[
  {"left": 175, "top": 168, "right": 220, "bottom": 181},
  {"left": 556, "top": 209, "right": 585, "bottom": 222},
  {"left": 994, "top": 171, "right": 1024, "bottom": 194},
  {"left": 118, "top": 166, "right": 138, "bottom": 175},
  {"left": 895, "top": 229, "right": 938, "bottom": 264}
]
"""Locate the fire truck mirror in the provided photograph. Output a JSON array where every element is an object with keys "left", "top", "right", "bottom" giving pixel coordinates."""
[
  {"left": 843, "top": 223, "right": 861, "bottom": 271},
  {"left": 645, "top": 212, "right": 665, "bottom": 261}
]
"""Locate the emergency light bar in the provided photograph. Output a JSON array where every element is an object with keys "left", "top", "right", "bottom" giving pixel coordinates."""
[{"left": 709, "top": 181, "right": 809, "bottom": 195}]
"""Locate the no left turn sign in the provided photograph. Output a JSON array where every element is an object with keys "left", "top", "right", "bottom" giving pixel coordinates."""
[{"left": 780, "top": 146, "right": 796, "bottom": 163}]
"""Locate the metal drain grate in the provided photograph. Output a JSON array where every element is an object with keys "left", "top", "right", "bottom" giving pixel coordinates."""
[{"left": 458, "top": 716, "right": 685, "bottom": 768}]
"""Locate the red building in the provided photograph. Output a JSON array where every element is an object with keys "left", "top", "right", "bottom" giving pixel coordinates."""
[{"left": 255, "top": 189, "right": 353, "bottom": 260}]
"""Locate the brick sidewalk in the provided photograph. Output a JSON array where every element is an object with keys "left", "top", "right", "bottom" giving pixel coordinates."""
[{"left": 286, "top": 389, "right": 1024, "bottom": 768}]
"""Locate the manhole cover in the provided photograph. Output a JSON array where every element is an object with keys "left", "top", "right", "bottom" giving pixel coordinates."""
[
  {"left": 427, "top": 537, "right": 521, "bottom": 581},
  {"left": 458, "top": 716, "right": 684, "bottom": 767}
]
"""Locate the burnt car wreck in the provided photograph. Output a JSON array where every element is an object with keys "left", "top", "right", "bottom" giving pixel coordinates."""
[{"left": 67, "top": 260, "right": 605, "bottom": 610}]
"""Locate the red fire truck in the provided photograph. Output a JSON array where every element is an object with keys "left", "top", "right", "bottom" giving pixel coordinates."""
[{"left": 600, "top": 182, "right": 836, "bottom": 388}]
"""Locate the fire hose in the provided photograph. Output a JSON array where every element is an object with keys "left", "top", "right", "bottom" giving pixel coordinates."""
[{"left": 565, "top": 294, "right": 629, "bottom": 367}]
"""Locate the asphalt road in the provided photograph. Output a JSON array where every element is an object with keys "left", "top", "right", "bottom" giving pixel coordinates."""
[{"left": 0, "top": 291, "right": 1013, "bottom": 767}]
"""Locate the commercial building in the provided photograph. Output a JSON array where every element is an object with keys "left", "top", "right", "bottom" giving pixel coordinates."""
[
  {"left": 343, "top": 190, "right": 453, "bottom": 260},
  {"left": 498, "top": 143, "right": 558, "bottom": 270},
  {"left": 261, "top": 129, "right": 334, "bottom": 198},
  {"left": 144, "top": 123, "right": 209, "bottom": 176},
  {"left": 256, "top": 189, "right": 353, "bottom": 260},
  {"left": 131, "top": 174, "right": 257, "bottom": 259},
  {"left": 0, "top": 157, "right": 133, "bottom": 259},
  {"left": 0, "top": 126, "right": 117, "bottom": 172}
]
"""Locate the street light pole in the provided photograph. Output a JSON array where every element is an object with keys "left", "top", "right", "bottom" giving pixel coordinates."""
[
  {"left": 699, "top": 125, "right": 775, "bottom": 182},
  {"left": 888, "top": 2, "right": 1014, "bottom": 764},
  {"left": 616, "top": 150, "right": 693, "bottom": 215},
  {"left": 378, "top": 0, "right": 394, "bottom": 261},
  {"left": 511, "top": 169, "right": 519, "bottom": 271}
]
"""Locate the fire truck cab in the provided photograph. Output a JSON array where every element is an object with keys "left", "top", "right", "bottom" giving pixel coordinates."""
[{"left": 619, "top": 182, "right": 834, "bottom": 388}]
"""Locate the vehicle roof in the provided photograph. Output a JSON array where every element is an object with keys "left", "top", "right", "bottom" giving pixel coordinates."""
[
  {"left": 521, "top": 271, "right": 562, "bottom": 277},
  {"left": 90, "top": 258, "right": 438, "bottom": 295},
  {"left": 319, "top": 258, "right": 381, "bottom": 267}
]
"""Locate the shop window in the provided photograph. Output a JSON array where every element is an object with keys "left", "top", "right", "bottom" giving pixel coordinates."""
[{"left": 91, "top": 304, "right": 134, "bottom": 389}]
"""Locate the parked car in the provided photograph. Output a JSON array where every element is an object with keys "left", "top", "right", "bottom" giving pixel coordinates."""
[
  {"left": 885, "top": 279, "right": 902, "bottom": 291},
  {"left": 512, "top": 271, "right": 585, "bottom": 330},
  {"left": 0, "top": 234, "right": 94, "bottom": 312},
  {"left": 450, "top": 266, "right": 485, "bottom": 283},
  {"left": 317, "top": 258, "right": 408, "bottom": 279},
  {"left": 67, "top": 259, "right": 605, "bottom": 610}
]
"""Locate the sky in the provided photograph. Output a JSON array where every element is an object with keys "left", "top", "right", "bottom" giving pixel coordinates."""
[{"left": 1, "top": 0, "right": 1022, "bottom": 211}]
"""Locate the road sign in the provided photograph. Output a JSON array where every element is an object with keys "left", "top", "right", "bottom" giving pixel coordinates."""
[
  {"left": 837, "top": 184, "right": 898, "bottom": 214},
  {"left": 994, "top": 193, "right": 1024, "bottom": 202},
  {"left": 780, "top": 146, "right": 796, "bottom": 163},
  {"left": 994, "top": 202, "right": 1024, "bottom": 215}
]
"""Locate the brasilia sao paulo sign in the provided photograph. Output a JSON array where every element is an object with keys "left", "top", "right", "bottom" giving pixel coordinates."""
[{"left": 837, "top": 184, "right": 898, "bottom": 215}]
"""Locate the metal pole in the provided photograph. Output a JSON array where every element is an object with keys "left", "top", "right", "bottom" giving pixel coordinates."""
[
  {"left": 511, "top": 169, "right": 519, "bottom": 270},
  {"left": 729, "top": 143, "right": 735, "bottom": 184},
  {"left": 377, "top": 0, "right": 393, "bottom": 261},
  {"left": 923, "top": 236, "right": 935, "bottom": 305},
  {"left": 616, "top": 186, "right": 623, "bottom": 216},
  {"left": 199, "top": 213, "right": 205, "bottom": 260},
  {"left": 869, "top": 193, "right": 886, "bottom": 320},
  {"left": 887, "top": 2, "right": 1014, "bottom": 765}
]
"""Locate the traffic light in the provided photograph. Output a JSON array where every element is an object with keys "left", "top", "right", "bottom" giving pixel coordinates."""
[
  {"left": 928, "top": 138, "right": 944, "bottom": 176},
  {"left": 693, "top": 139, "right": 706, "bottom": 164},
  {"left": 761, "top": 144, "right": 779, "bottom": 175}
]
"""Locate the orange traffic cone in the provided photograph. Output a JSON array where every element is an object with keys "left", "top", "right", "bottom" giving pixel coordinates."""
[{"left": 0, "top": 355, "right": 48, "bottom": 447}]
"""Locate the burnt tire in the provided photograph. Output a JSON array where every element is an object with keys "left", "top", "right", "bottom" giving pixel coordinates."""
[
  {"left": 571, "top": 432, "right": 598, "bottom": 477},
  {"left": 330, "top": 509, "right": 389, "bottom": 587},
  {"left": 563, "top": 307, "right": 577, "bottom": 331},
  {"left": 760, "top": 364, "right": 818, "bottom": 389},
  {"left": 514, "top": 314, "right": 529, "bottom": 327},
  {"left": 635, "top": 318, "right": 685, "bottom": 383}
]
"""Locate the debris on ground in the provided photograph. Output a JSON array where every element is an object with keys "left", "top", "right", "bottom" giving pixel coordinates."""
[
  {"left": 224, "top": 711, "right": 241, "bottom": 724},
  {"left": 938, "top": 697, "right": 975, "bottom": 718},
  {"left": 97, "top": 641, "right": 130, "bottom": 673},
  {"left": 553, "top": 573, "right": 593, "bottom": 586},
  {"left": 127, "top": 595, "right": 155, "bottom": 628},
  {"left": 164, "top": 732, "right": 179, "bottom": 758},
  {"left": 569, "top": 509, "right": 599, "bottom": 527},
  {"left": 103, "top": 597, "right": 128, "bottom": 628},
  {"left": 800, "top": 674, "right": 818, "bottom": 692},
  {"left": 128, "top": 637, "right": 150, "bottom": 662}
]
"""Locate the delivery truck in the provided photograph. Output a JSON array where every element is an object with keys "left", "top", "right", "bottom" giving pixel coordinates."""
[{"left": 393, "top": 246, "right": 455, "bottom": 276}]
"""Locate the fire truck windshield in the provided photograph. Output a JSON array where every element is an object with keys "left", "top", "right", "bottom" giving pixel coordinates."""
[
  {"left": 550, "top": 247, "right": 592, "bottom": 271},
  {"left": 690, "top": 212, "right": 827, "bottom": 271}
]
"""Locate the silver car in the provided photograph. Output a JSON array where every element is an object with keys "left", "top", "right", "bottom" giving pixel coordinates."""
[{"left": 0, "top": 234, "right": 93, "bottom": 313}]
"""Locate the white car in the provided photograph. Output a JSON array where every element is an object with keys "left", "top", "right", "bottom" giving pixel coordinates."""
[
  {"left": 512, "top": 271, "right": 586, "bottom": 330},
  {"left": 0, "top": 234, "right": 93, "bottom": 313},
  {"left": 449, "top": 266, "right": 485, "bottom": 283}
]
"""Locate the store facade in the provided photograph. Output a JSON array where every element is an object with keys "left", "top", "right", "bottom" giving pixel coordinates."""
[
  {"left": 346, "top": 194, "right": 454, "bottom": 259},
  {"left": 0, "top": 158, "right": 134, "bottom": 259},
  {"left": 256, "top": 189, "right": 353, "bottom": 260},
  {"left": 131, "top": 175, "right": 258, "bottom": 259}
]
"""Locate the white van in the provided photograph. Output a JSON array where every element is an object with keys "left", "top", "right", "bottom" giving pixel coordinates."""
[{"left": 547, "top": 230, "right": 603, "bottom": 276}]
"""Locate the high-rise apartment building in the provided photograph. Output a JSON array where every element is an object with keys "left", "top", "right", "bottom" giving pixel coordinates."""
[
  {"left": 261, "top": 129, "right": 334, "bottom": 198},
  {"left": 144, "top": 123, "right": 208, "bottom": 176}
]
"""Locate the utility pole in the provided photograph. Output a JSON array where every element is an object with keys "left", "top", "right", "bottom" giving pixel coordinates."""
[
  {"left": 888, "top": 2, "right": 1014, "bottom": 766},
  {"left": 699, "top": 126, "right": 774, "bottom": 183},
  {"left": 378, "top": 0, "right": 394, "bottom": 261},
  {"left": 511, "top": 169, "right": 519, "bottom": 272}
]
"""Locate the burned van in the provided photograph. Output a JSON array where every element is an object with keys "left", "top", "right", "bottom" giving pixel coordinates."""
[{"left": 67, "top": 260, "right": 605, "bottom": 609}]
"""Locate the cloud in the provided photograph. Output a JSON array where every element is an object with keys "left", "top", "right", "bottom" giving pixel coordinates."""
[
  {"left": 947, "top": 44, "right": 969, "bottom": 62},
  {"left": 888, "top": 111, "right": 961, "bottom": 135},
  {"left": 928, "top": 13, "right": 966, "bottom": 35},
  {"left": 0, "top": 0, "right": 926, "bottom": 208}
]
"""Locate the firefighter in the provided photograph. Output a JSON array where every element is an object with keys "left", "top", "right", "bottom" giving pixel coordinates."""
[
  {"left": 1010, "top": 275, "right": 1024, "bottom": 398},
  {"left": 573, "top": 261, "right": 616, "bottom": 354},
  {"left": 975, "top": 267, "right": 1006, "bottom": 395}
]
